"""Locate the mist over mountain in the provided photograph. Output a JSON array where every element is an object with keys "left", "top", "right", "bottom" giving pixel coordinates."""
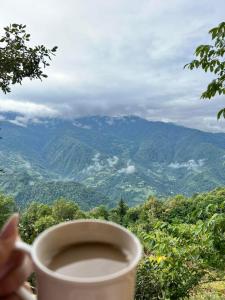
[{"left": 1, "top": 114, "right": 225, "bottom": 208}]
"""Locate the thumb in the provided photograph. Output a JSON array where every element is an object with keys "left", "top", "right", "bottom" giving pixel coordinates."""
[{"left": 0, "top": 214, "right": 19, "bottom": 266}]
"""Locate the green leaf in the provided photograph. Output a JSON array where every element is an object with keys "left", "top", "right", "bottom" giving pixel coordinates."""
[
  {"left": 51, "top": 46, "right": 58, "bottom": 52},
  {"left": 217, "top": 108, "right": 225, "bottom": 120}
]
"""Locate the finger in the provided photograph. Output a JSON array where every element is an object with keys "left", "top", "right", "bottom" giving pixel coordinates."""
[
  {"left": 0, "top": 250, "right": 25, "bottom": 280},
  {"left": 0, "top": 283, "right": 33, "bottom": 300},
  {"left": 23, "top": 282, "right": 33, "bottom": 292},
  {"left": 0, "top": 215, "right": 19, "bottom": 266},
  {"left": 1, "top": 294, "right": 21, "bottom": 300},
  {"left": 0, "top": 215, "right": 19, "bottom": 241},
  {"left": 0, "top": 255, "right": 33, "bottom": 296}
]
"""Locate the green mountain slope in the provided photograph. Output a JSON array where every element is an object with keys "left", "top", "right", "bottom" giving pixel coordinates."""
[
  {"left": 16, "top": 181, "right": 110, "bottom": 210},
  {"left": 1, "top": 114, "right": 225, "bottom": 207}
]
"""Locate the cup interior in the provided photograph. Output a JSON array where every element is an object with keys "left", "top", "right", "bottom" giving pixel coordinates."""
[{"left": 33, "top": 220, "right": 142, "bottom": 283}]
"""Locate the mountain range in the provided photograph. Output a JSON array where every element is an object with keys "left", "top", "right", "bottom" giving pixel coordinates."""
[{"left": 1, "top": 114, "right": 225, "bottom": 209}]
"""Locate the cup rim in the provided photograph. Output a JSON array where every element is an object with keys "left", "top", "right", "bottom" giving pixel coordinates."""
[{"left": 32, "top": 219, "right": 143, "bottom": 284}]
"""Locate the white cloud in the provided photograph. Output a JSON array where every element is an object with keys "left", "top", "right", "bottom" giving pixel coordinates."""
[
  {"left": 9, "top": 116, "right": 28, "bottom": 127},
  {"left": 169, "top": 159, "right": 205, "bottom": 172},
  {"left": 0, "top": 99, "right": 58, "bottom": 118},
  {"left": 85, "top": 153, "right": 104, "bottom": 173},
  {"left": 107, "top": 156, "right": 119, "bottom": 167},
  {"left": 118, "top": 161, "right": 136, "bottom": 174},
  {"left": 73, "top": 121, "right": 91, "bottom": 129},
  {"left": 0, "top": 0, "right": 225, "bottom": 131}
]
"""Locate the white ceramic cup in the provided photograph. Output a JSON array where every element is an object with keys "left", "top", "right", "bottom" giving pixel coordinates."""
[{"left": 15, "top": 219, "right": 142, "bottom": 300}]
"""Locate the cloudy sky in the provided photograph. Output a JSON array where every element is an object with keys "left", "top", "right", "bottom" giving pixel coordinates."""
[{"left": 0, "top": 0, "right": 225, "bottom": 132}]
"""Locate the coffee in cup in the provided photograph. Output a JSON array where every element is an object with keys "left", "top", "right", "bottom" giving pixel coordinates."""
[{"left": 16, "top": 220, "right": 142, "bottom": 300}]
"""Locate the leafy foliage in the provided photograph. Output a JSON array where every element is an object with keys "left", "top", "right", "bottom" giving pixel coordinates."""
[
  {"left": 0, "top": 193, "right": 16, "bottom": 227},
  {"left": 19, "top": 199, "right": 85, "bottom": 243},
  {"left": 0, "top": 186, "right": 225, "bottom": 298},
  {"left": 185, "top": 22, "right": 225, "bottom": 118},
  {"left": 0, "top": 24, "right": 57, "bottom": 93}
]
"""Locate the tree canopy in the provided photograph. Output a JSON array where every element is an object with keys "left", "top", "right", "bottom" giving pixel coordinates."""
[
  {"left": 0, "top": 188, "right": 219, "bottom": 299},
  {"left": 185, "top": 22, "right": 225, "bottom": 119},
  {"left": 0, "top": 24, "right": 57, "bottom": 93}
]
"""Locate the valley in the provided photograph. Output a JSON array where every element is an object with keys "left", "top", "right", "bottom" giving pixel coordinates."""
[{"left": 1, "top": 114, "right": 225, "bottom": 208}]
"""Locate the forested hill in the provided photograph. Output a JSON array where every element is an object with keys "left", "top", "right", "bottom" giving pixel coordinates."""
[{"left": 1, "top": 114, "right": 225, "bottom": 208}]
